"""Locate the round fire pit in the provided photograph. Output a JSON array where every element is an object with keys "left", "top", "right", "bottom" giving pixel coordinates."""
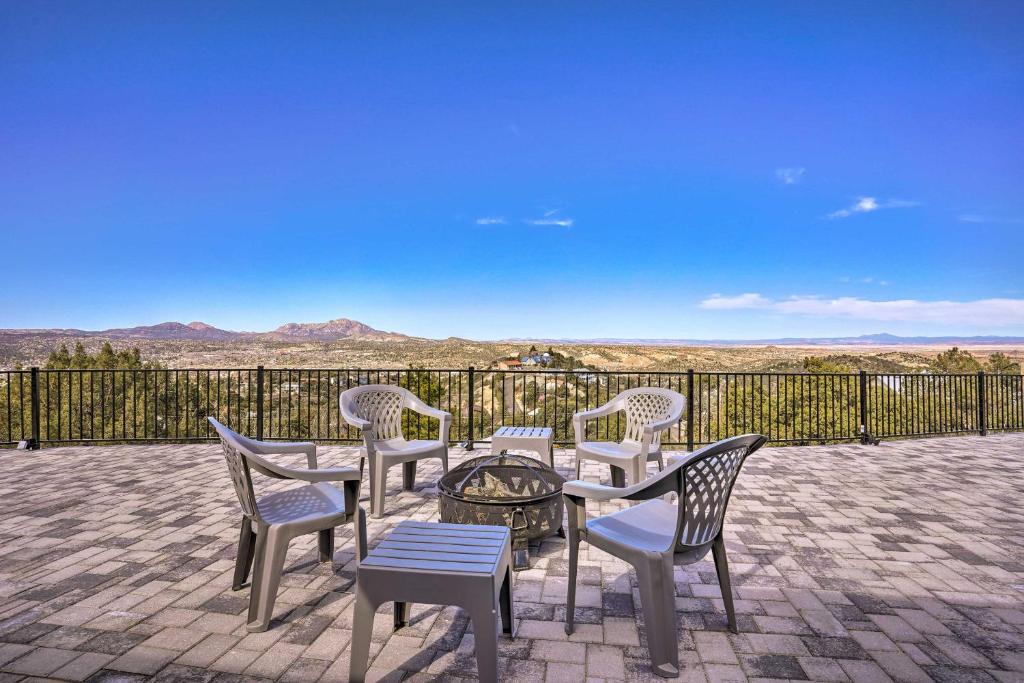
[{"left": 438, "top": 453, "right": 565, "bottom": 570}]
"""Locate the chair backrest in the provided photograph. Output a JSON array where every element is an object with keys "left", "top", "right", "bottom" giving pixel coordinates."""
[
  {"left": 674, "top": 434, "right": 766, "bottom": 549},
  {"left": 340, "top": 384, "right": 411, "bottom": 441},
  {"left": 208, "top": 417, "right": 261, "bottom": 521},
  {"left": 615, "top": 387, "right": 686, "bottom": 446}
]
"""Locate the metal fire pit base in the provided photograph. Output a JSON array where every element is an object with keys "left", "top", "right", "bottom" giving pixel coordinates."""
[{"left": 438, "top": 453, "right": 566, "bottom": 571}]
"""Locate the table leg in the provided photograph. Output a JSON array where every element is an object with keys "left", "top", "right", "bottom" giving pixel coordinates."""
[
  {"left": 499, "top": 565, "right": 515, "bottom": 637},
  {"left": 393, "top": 601, "right": 412, "bottom": 630},
  {"left": 349, "top": 588, "right": 378, "bottom": 683}
]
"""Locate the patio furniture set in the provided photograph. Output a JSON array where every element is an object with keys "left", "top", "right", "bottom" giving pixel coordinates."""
[{"left": 209, "top": 383, "right": 767, "bottom": 680}]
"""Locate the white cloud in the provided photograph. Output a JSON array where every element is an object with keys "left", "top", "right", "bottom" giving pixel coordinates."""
[
  {"left": 526, "top": 218, "right": 574, "bottom": 227},
  {"left": 958, "top": 214, "right": 1023, "bottom": 224},
  {"left": 775, "top": 167, "right": 805, "bottom": 185},
  {"left": 700, "top": 293, "right": 772, "bottom": 310},
  {"left": 475, "top": 217, "right": 506, "bottom": 225},
  {"left": 826, "top": 196, "right": 919, "bottom": 219},
  {"left": 700, "top": 293, "right": 1024, "bottom": 325},
  {"left": 526, "top": 209, "right": 573, "bottom": 227}
]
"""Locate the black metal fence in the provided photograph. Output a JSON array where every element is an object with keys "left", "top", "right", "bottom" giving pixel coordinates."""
[{"left": 1, "top": 366, "right": 1021, "bottom": 449}]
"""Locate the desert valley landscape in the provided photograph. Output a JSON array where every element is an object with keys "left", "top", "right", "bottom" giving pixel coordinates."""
[{"left": 2, "top": 317, "right": 1022, "bottom": 373}]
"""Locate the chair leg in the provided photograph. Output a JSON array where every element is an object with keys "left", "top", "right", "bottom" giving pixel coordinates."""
[
  {"left": 366, "top": 455, "right": 377, "bottom": 511},
  {"left": 232, "top": 517, "right": 256, "bottom": 591},
  {"left": 372, "top": 462, "right": 389, "bottom": 518},
  {"left": 565, "top": 524, "right": 580, "bottom": 635},
  {"left": 348, "top": 586, "right": 379, "bottom": 683},
  {"left": 402, "top": 461, "right": 416, "bottom": 490},
  {"left": 353, "top": 506, "right": 368, "bottom": 561},
  {"left": 468, "top": 599, "right": 501, "bottom": 683},
  {"left": 440, "top": 447, "right": 449, "bottom": 473},
  {"left": 610, "top": 465, "right": 626, "bottom": 487},
  {"left": 631, "top": 459, "right": 646, "bottom": 488},
  {"left": 634, "top": 555, "right": 680, "bottom": 678},
  {"left": 318, "top": 528, "right": 334, "bottom": 563},
  {"left": 575, "top": 455, "right": 583, "bottom": 481},
  {"left": 712, "top": 533, "right": 738, "bottom": 634},
  {"left": 247, "top": 526, "right": 289, "bottom": 632},
  {"left": 656, "top": 452, "right": 665, "bottom": 471}
]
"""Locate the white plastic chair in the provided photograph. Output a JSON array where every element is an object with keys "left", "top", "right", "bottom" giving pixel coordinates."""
[
  {"left": 564, "top": 434, "right": 767, "bottom": 677},
  {"left": 340, "top": 384, "right": 451, "bottom": 518},
  {"left": 572, "top": 387, "right": 686, "bottom": 487},
  {"left": 208, "top": 418, "right": 367, "bottom": 632}
]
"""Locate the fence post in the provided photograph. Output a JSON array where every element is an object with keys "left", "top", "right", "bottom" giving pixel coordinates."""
[
  {"left": 977, "top": 370, "right": 987, "bottom": 436},
  {"left": 256, "top": 365, "right": 265, "bottom": 441},
  {"left": 686, "top": 369, "right": 695, "bottom": 451},
  {"left": 29, "top": 367, "right": 41, "bottom": 450},
  {"left": 466, "top": 366, "right": 475, "bottom": 450},
  {"left": 858, "top": 370, "right": 870, "bottom": 444}
]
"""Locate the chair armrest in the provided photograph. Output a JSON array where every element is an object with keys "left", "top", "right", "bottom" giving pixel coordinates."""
[
  {"left": 574, "top": 402, "right": 618, "bottom": 422},
  {"left": 642, "top": 415, "right": 681, "bottom": 442},
  {"left": 340, "top": 403, "right": 373, "bottom": 434},
  {"left": 572, "top": 402, "right": 619, "bottom": 444},
  {"left": 236, "top": 433, "right": 318, "bottom": 468},
  {"left": 563, "top": 478, "right": 653, "bottom": 502},
  {"left": 246, "top": 450, "right": 362, "bottom": 482},
  {"left": 278, "top": 466, "right": 363, "bottom": 483},
  {"left": 406, "top": 396, "right": 452, "bottom": 442}
]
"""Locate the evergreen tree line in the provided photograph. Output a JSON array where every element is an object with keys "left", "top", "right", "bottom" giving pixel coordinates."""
[{"left": 1, "top": 344, "right": 1021, "bottom": 446}]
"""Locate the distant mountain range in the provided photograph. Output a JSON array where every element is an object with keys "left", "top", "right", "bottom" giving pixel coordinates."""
[
  {"left": 500, "top": 333, "right": 1024, "bottom": 346},
  {"left": 0, "top": 318, "right": 411, "bottom": 342},
  {"left": 1, "top": 323, "right": 1022, "bottom": 346}
]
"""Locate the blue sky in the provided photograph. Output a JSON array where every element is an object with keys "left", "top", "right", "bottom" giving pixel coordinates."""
[{"left": 3, "top": 2, "right": 1023, "bottom": 339}]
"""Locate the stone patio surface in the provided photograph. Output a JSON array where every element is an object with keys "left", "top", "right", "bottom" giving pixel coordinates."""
[{"left": 1, "top": 434, "right": 1023, "bottom": 683}]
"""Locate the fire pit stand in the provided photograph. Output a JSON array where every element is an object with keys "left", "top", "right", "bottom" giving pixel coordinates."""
[{"left": 438, "top": 453, "right": 565, "bottom": 570}]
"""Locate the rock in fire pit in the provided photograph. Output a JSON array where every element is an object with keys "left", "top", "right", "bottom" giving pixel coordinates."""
[{"left": 438, "top": 453, "right": 565, "bottom": 570}]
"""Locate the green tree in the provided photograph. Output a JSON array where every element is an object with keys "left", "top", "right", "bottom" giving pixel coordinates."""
[
  {"left": 986, "top": 352, "right": 1021, "bottom": 375},
  {"left": 45, "top": 344, "right": 72, "bottom": 369},
  {"left": 931, "top": 347, "right": 981, "bottom": 373},
  {"left": 802, "top": 356, "right": 852, "bottom": 373}
]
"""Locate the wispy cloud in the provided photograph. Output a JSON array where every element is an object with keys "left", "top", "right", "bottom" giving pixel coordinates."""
[
  {"left": 700, "top": 293, "right": 1024, "bottom": 325},
  {"left": 526, "top": 217, "right": 574, "bottom": 227},
  {"left": 826, "top": 196, "right": 919, "bottom": 219},
  {"left": 958, "top": 214, "right": 1023, "bottom": 225},
  {"left": 526, "top": 209, "right": 573, "bottom": 227},
  {"left": 475, "top": 217, "right": 506, "bottom": 225},
  {"left": 774, "top": 167, "right": 805, "bottom": 185},
  {"left": 839, "top": 276, "right": 890, "bottom": 285}
]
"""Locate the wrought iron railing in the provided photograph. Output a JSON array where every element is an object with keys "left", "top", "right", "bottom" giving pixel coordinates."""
[{"left": 1, "top": 366, "right": 1021, "bottom": 448}]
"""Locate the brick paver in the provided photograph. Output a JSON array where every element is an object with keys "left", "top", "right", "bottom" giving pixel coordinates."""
[{"left": 1, "top": 434, "right": 1023, "bottom": 681}]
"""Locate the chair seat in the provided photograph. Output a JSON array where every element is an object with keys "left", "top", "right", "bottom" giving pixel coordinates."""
[
  {"left": 587, "top": 498, "right": 678, "bottom": 552},
  {"left": 257, "top": 482, "right": 348, "bottom": 525},
  {"left": 372, "top": 437, "right": 445, "bottom": 458},
  {"left": 577, "top": 440, "right": 660, "bottom": 463}
]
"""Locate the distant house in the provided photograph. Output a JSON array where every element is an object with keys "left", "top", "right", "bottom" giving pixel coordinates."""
[
  {"left": 520, "top": 352, "right": 553, "bottom": 367},
  {"left": 496, "top": 358, "right": 523, "bottom": 370}
]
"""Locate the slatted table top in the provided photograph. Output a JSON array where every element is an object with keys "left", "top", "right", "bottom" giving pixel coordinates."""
[
  {"left": 361, "top": 521, "right": 510, "bottom": 576},
  {"left": 493, "top": 426, "right": 553, "bottom": 439}
]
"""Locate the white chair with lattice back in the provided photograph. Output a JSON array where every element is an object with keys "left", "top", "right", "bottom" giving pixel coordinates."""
[
  {"left": 572, "top": 387, "right": 686, "bottom": 487},
  {"left": 564, "top": 433, "right": 767, "bottom": 678},
  {"left": 340, "top": 384, "right": 451, "bottom": 518}
]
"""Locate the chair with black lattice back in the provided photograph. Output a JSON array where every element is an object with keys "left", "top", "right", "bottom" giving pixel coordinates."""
[
  {"left": 572, "top": 387, "right": 686, "bottom": 487},
  {"left": 563, "top": 433, "right": 767, "bottom": 678}
]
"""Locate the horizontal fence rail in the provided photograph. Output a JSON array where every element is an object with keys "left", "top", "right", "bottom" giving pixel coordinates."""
[{"left": 1, "top": 367, "right": 1021, "bottom": 448}]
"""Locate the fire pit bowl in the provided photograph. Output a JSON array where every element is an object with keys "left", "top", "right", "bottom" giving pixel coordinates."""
[{"left": 438, "top": 453, "right": 565, "bottom": 570}]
